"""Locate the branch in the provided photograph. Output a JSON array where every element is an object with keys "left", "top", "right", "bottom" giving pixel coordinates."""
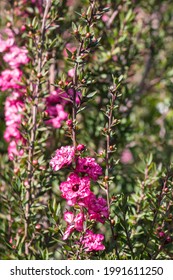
[{"left": 24, "top": 0, "right": 52, "bottom": 256}]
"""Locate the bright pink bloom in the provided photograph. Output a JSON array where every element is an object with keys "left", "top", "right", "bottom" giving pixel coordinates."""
[
  {"left": 4, "top": 95, "right": 23, "bottom": 142},
  {"left": 46, "top": 89, "right": 68, "bottom": 107},
  {"left": 46, "top": 104, "right": 68, "bottom": 128},
  {"left": 45, "top": 89, "right": 81, "bottom": 129},
  {"left": 3, "top": 46, "right": 29, "bottom": 68},
  {"left": 0, "top": 69, "right": 22, "bottom": 91},
  {"left": 60, "top": 173, "right": 91, "bottom": 205},
  {"left": 45, "top": 89, "right": 70, "bottom": 128},
  {"left": 63, "top": 211, "right": 84, "bottom": 240},
  {"left": 4, "top": 94, "right": 25, "bottom": 160},
  {"left": 4, "top": 126, "right": 21, "bottom": 142},
  {"left": 83, "top": 193, "right": 109, "bottom": 223},
  {"left": 81, "top": 230, "right": 105, "bottom": 251},
  {"left": 0, "top": 30, "right": 15, "bottom": 52},
  {"left": 4, "top": 95, "right": 24, "bottom": 125},
  {"left": 75, "top": 157, "right": 102, "bottom": 181},
  {"left": 50, "top": 146, "right": 75, "bottom": 171}
]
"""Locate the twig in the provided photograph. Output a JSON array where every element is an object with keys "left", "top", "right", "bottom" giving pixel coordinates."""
[
  {"left": 72, "top": 41, "right": 83, "bottom": 148},
  {"left": 24, "top": 0, "right": 52, "bottom": 256},
  {"left": 140, "top": 175, "right": 169, "bottom": 259}
]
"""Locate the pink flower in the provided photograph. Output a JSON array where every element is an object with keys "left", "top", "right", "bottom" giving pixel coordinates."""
[
  {"left": 63, "top": 211, "right": 85, "bottom": 240},
  {"left": 0, "top": 30, "right": 15, "bottom": 52},
  {"left": 120, "top": 148, "right": 133, "bottom": 164},
  {"left": 3, "top": 46, "right": 29, "bottom": 68},
  {"left": 75, "top": 157, "right": 102, "bottom": 181},
  {"left": 60, "top": 173, "right": 91, "bottom": 205},
  {"left": 46, "top": 104, "right": 68, "bottom": 128},
  {"left": 8, "top": 140, "right": 24, "bottom": 160},
  {"left": 45, "top": 89, "right": 81, "bottom": 129},
  {"left": 158, "top": 231, "right": 165, "bottom": 238},
  {"left": 67, "top": 89, "right": 81, "bottom": 105},
  {"left": 50, "top": 146, "right": 75, "bottom": 171},
  {"left": 63, "top": 43, "right": 76, "bottom": 58},
  {"left": 46, "top": 89, "right": 67, "bottom": 106},
  {"left": 4, "top": 95, "right": 24, "bottom": 142},
  {"left": 83, "top": 193, "right": 109, "bottom": 223},
  {"left": 81, "top": 230, "right": 105, "bottom": 251},
  {"left": 45, "top": 89, "right": 71, "bottom": 129},
  {"left": 0, "top": 69, "right": 22, "bottom": 91},
  {"left": 4, "top": 95, "right": 24, "bottom": 125},
  {"left": 4, "top": 126, "right": 21, "bottom": 142},
  {"left": 102, "top": 14, "right": 109, "bottom": 22}
]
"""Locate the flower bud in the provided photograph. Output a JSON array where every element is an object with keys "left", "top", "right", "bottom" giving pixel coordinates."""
[
  {"left": 21, "top": 25, "right": 26, "bottom": 31},
  {"left": 158, "top": 231, "right": 165, "bottom": 238},
  {"left": 86, "top": 32, "right": 91, "bottom": 38},
  {"left": 14, "top": 167, "right": 19, "bottom": 174},
  {"left": 66, "top": 119, "right": 73, "bottom": 128},
  {"left": 76, "top": 144, "right": 85, "bottom": 151},
  {"left": 32, "top": 159, "right": 38, "bottom": 165},
  {"left": 24, "top": 180, "right": 29, "bottom": 187},
  {"left": 35, "top": 224, "right": 42, "bottom": 231},
  {"left": 37, "top": 73, "right": 42, "bottom": 79},
  {"left": 58, "top": 80, "right": 63, "bottom": 86},
  {"left": 165, "top": 236, "right": 172, "bottom": 244}
]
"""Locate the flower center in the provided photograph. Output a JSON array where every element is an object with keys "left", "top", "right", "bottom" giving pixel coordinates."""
[
  {"left": 83, "top": 165, "right": 88, "bottom": 170},
  {"left": 72, "top": 184, "right": 80, "bottom": 192}
]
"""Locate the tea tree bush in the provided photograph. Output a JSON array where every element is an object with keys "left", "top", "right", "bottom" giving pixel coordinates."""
[{"left": 0, "top": 0, "right": 173, "bottom": 260}]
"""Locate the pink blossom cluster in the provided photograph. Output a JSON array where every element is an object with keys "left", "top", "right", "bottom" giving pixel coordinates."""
[
  {"left": 0, "top": 29, "right": 29, "bottom": 160},
  {"left": 4, "top": 93, "right": 25, "bottom": 160},
  {"left": 45, "top": 89, "right": 68, "bottom": 129},
  {"left": 50, "top": 146, "right": 75, "bottom": 170},
  {"left": 50, "top": 145, "right": 108, "bottom": 251},
  {"left": 0, "top": 29, "right": 14, "bottom": 52},
  {"left": 45, "top": 88, "right": 81, "bottom": 129},
  {"left": 80, "top": 230, "right": 105, "bottom": 252}
]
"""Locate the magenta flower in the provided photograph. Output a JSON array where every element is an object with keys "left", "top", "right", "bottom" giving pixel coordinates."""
[
  {"left": 0, "top": 69, "right": 22, "bottom": 91},
  {"left": 60, "top": 173, "right": 91, "bottom": 205},
  {"left": 75, "top": 157, "right": 102, "bottom": 181},
  {"left": 0, "top": 29, "right": 15, "bottom": 52},
  {"left": 50, "top": 146, "right": 75, "bottom": 171},
  {"left": 83, "top": 193, "right": 109, "bottom": 223},
  {"left": 3, "top": 46, "right": 29, "bottom": 68},
  {"left": 81, "top": 230, "right": 105, "bottom": 252},
  {"left": 46, "top": 89, "right": 67, "bottom": 107},
  {"left": 3, "top": 94, "right": 25, "bottom": 160},
  {"left": 45, "top": 89, "right": 70, "bottom": 129},
  {"left": 45, "top": 104, "right": 68, "bottom": 128},
  {"left": 63, "top": 211, "right": 85, "bottom": 240}
]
